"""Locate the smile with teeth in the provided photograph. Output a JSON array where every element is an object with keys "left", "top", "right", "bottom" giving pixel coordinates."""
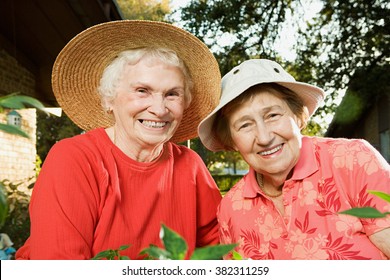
[
  {"left": 259, "top": 144, "right": 283, "bottom": 156},
  {"left": 141, "top": 120, "right": 167, "bottom": 128}
]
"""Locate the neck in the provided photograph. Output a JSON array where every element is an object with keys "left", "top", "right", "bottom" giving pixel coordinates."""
[
  {"left": 256, "top": 173, "right": 283, "bottom": 198},
  {"left": 106, "top": 127, "right": 164, "bottom": 162}
]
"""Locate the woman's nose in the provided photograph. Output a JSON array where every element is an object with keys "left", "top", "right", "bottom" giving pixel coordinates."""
[
  {"left": 148, "top": 95, "right": 168, "bottom": 116},
  {"left": 254, "top": 123, "right": 273, "bottom": 145}
]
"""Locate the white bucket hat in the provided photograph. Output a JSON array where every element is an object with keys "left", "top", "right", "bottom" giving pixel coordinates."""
[{"left": 198, "top": 59, "right": 325, "bottom": 151}]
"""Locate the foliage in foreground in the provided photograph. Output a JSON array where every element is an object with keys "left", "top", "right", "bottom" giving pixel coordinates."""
[
  {"left": 0, "top": 93, "right": 47, "bottom": 138},
  {"left": 92, "top": 224, "right": 237, "bottom": 260},
  {"left": 339, "top": 191, "right": 390, "bottom": 218},
  {"left": 0, "top": 93, "right": 45, "bottom": 233}
]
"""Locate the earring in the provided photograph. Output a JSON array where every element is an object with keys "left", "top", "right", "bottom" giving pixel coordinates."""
[{"left": 106, "top": 108, "right": 113, "bottom": 114}]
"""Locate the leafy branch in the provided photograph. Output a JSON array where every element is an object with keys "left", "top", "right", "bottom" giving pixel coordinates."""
[
  {"left": 0, "top": 93, "right": 47, "bottom": 138},
  {"left": 92, "top": 224, "right": 237, "bottom": 260},
  {"left": 91, "top": 245, "right": 130, "bottom": 260},
  {"left": 339, "top": 191, "right": 390, "bottom": 218}
]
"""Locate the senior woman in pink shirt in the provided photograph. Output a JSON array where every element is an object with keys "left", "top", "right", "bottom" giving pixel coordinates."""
[{"left": 198, "top": 59, "right": 390, "bottom": 259}]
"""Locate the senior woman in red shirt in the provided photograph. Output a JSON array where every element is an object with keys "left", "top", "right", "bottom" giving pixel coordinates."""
[
  {"left": 16, "top": 20, "right": 222, "bottom": 259},
  {"left": 198, "top": 59, "right": 390, "bottom": 259}
]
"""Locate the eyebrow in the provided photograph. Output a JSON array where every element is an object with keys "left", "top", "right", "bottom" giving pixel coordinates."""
[
  {"left": 231, "top": 105, "right": 284, "bottom": 127},
  {"left": 129, "top": 82, "right": 185, "bottom": 93}
]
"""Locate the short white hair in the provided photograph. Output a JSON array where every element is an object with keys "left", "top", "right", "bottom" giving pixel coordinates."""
[{"left": 98, "top": 47, "right": 193, "bottom": 111}]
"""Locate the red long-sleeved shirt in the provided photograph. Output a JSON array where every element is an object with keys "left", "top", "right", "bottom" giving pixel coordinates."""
[{"left": 16, "top": 128, "right": 221, "bottom": 259}]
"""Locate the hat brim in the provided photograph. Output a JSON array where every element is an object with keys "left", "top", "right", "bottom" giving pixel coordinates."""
[
  {"left": 52, "top": 20, "right": 221, "bottom": 143},
  {"left": 198, "top": 80, "right": 325, "bottom": 151}
]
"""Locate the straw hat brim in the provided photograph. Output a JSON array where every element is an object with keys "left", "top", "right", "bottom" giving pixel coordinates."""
[{"left": 52, "top": 20, "right": 221, "bottom": 143}]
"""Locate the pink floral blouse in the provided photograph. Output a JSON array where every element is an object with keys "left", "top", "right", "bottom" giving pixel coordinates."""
[{"left": 218, "top": 136, "right": 390, "bottom": 259}]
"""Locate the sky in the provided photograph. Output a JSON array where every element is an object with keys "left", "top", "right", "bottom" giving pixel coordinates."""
[{"left": 169, "top": 0, "right": 323, "bottom": 61}]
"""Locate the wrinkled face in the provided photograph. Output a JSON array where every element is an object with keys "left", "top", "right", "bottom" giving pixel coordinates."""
[
  {"left": 111, "top": 58, "right": 186, "bottom": 148},
  {"left": 228, "top": 91, "right": 303, "bottom": 178}
]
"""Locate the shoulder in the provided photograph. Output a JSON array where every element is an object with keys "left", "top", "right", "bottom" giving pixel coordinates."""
[
  {"left": 168, "top": 142, "right": 204, "bottom": 164},
  {"left": 220, "top": 177, "right": 246, "bottom": 203},
  {"left": 47, "top": 128, "right": 109, "bottom": 163},
  {"left": 306, "top": 136, "right": 384, "bottom": 161},
  {"left": 308, "top": 136, "right": 373, "bottom": 150},
  {"left": 308, "top": 136, "right": 389, "bottom": 176}
]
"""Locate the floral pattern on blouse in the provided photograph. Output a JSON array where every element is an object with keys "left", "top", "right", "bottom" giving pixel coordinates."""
[{"left": 218, "top": 137, "right": 390, "bottom": 260}]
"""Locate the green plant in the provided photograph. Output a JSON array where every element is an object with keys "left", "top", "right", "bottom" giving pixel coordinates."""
[
  {"left": 0, "top": 178, "right": 33, "bottom": 249},
  {"left": 0, "top": 92, "right": 47, "bottom": 138},
  {"left": 0, "top": 182, "right": 8, "bottom": 229},
  {"left": 92, "top": 224, "right": 237, "bottom": 260},
  {"left": 212, "top": 174, "right": 243, "bottom": 195},
  {"left": 340, "top": 191, "right": 390, "bottom": 218},
  {"left": 91, "top": 245, "right": 130, "bottom": 260},
  {"left": 0, "top": 93, "right": 46, "bottom": 251}
]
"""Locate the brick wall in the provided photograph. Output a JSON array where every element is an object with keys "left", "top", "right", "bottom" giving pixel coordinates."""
[
  {"left": 0, "top": 48, "right": 35, "bottom": 96},
  {"left": 0, "top": 47, "right": 37, "bottom": 191}
]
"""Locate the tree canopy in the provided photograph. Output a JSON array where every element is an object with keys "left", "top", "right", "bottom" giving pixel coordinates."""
[
  {"left": 176, "top": 0, "right": 389, "bottom": 114},
  {"left": 294, "top": 0, "right": 389, "bottom": 121},
  {"left": 172, "top": 0, "right": 389, "bottom": 167},
  {"left": 176, "top": 0, "right": 294, "bottom": 74},
  {"left": 116, "top": 0, "right": 170, "bottom": 20}
]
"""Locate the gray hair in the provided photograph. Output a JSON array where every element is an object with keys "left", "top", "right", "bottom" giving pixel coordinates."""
[{"left": 98, "top": 47, "right": 193, "bottom": 111}]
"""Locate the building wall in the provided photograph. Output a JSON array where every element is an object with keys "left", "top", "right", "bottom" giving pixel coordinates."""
[
  {"left": 349, "top": 94, "right": 390, "bottom": 161},
  {"left": 0, "top": 48, "right": 35, "bottom": 96},
  {"left": 0, "top": 47, "right": 37, "bottom": 190},
  {"left": 354, "top": 103, "right": 380, "bottom": 150}
]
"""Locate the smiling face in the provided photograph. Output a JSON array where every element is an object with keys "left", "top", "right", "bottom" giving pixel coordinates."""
[
  {"left": 227, "top": 87, "right": 304, "bottom": 179},
  {"left": 110, "top": 57, "right": 186, "bottom": 150}
]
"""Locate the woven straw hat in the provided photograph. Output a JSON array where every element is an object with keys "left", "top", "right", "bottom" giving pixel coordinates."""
[
  {"left": 52, "top": 20, "right": 221, "bottom": 143},
  {"left": 198, "top": 59, "right": 325, "bottom": 151}
]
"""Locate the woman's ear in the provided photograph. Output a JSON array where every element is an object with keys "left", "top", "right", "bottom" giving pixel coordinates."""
[
  {"left": 231, "top": 142, "right": 239, "bottom": 152},
  {"left": 102, "top": 99, "right": 114, "bottom": 114},
  {"left": 297, "top": 107, "right": 309, "bottom": 130},
  {"left": 297, "top": 118, "right": 303, "bottom": 129}
]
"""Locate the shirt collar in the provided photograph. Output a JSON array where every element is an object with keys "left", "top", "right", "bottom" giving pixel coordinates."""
[{"left": 242, "top": 136, "right": 319, "bottom": 198}]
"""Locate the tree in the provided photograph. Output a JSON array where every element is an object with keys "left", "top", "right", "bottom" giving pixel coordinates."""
[
  {"left": 175, "top": 0, "right": 324, "bottom": 165},
  {"left": 294, "top": 0, "right": 389, "bottom": 117},
  {"left": 176, "top": 0, "right": 294, "bottom": 75},
  {"left": 36, "top": 111, "right": 83, "bottom": 162},
  {"left": 116, "top": 0, "right": 170, "bottom": 20},
  {"left": 174, "top": 0, "right": 389, "bottom": 162},
  {"left": 189, "top": 138, "right": 247, "bottom": 174}
]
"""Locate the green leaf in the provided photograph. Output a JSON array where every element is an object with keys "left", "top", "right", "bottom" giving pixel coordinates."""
[
  {"left": 368, "top": 190, "right": 390, "bottom": 203},
  {"left": 140, "top": 245, "right": 172, "bottom": 260},
  {"left": 0, "top": 123, "right": 30, "bottom": 138},
  {"left": 118, "top": 245, "right": 130, "bottom": 251},
  {"left": 0, "top": 94, "right": 45, "bottom": 111},
  {"left": 160, "top": 224, "right": 188, "bottom": 260},
  {"left": 91, "top": 245, "right": 130, "bottom": 260},
  {"left": 339, "top": 207, "right": 388, "bottom": 218},
  {"left": 91, "top": 249, "right": 116, "bottom": 260},
  {"left": 0, "top": 182, "right": 9, "bottom": 228},
  {"left": 232, "top": 250, "right": 243, "bottom": 260},
  {"left": 190, "top": 244, "right": 237, "bottom": 260}
]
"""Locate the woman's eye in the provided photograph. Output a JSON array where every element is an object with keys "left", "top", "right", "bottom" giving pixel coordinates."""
[
  {"left": 136, "top": 88, "right": 148, "bottom": 93},
  {"left": 167, "top": 91, "right": 180, "bottom": 97},
  {"left": 239, "top": 123, "right": 250, "bottom": 129},
  {"left": 267, "top": 113, "right": 281, "bottom": 120}
]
